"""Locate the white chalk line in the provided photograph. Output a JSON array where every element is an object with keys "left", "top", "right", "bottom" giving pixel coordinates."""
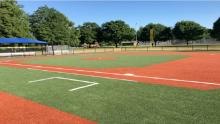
[
  {"left": 28, "top": 77, "right": 57, "bottom": 83},
  {"left": 28, "top": 76, "right": 99, "bottom": 92},
  {"left": 27, "top": 68, "right": 136, "bottom": 82},
  {"left": 69, "top": 83, "right": 98, "bottom": 91},
  {"left": 2, "top": 62, "right": 220, "bottom": 86}
]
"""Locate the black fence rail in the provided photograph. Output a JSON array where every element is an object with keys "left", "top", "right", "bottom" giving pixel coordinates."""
[{"left": 74, "top": 44, "right": 220, "bottom": 54}]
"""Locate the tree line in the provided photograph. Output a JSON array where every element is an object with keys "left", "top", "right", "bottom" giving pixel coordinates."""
[{"left": 1, "top": 0, "right": 220, "bottom": 48}]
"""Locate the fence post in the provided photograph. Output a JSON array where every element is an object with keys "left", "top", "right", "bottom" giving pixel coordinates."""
[
  {"left": 207, "top": 45, "right": 209, "bottom": 51},
  {"left": 60, "top": 46, "right": 62, "bottom": 55},
  {"left": 192, "top": 45, "right": 194, "bottom": 51},
  {"left": 23, "top": 46, "right": 25, "bottom": 57},
  {"left": 11, "top": 47, "right": 13, "bottom": 57},
  {"left": 41, "top": 45, "right": 44, "bottom": 55}
]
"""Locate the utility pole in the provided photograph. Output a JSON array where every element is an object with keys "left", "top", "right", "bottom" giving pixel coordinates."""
[{"left": 135, "top": 23, "right": 138, "bottom": 42}]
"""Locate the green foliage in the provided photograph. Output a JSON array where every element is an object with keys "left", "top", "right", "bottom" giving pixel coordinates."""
[
  {"left": 101, "top": 20, "right": 135, "bottom": 47},
  {"left": 79, "top": 22, "right": 100, "bottom": 45},
  {"left": 29, "top": 6, "right": 80, "bottom": 46},
  {"left": 160, "top": 27, "right": 173, "bottom": 41},
  {"left": 203, "top": 28, "right": 212, "bottom": 39},
  {"left": 69, "top": 28, "right": 81, "bottom": 46},
  {"left": 0, "top": 0, "right": 33, "bottom": 38},
  {"left": 137, "top": 23, "right": 172, "bottom": 44},
  {"left": 173, "top": 21, "right": 205, "bottom": 45},
  {"left": 212, "top": 17, "right": 220, "bottom": 40},
  {"left": 0, "top": 0, "right": 218, "bottom": 46}
]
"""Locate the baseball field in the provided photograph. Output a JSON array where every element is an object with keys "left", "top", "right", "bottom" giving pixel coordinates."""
[{"left": 1, "top": 51, "right": 220, "bottom": 124}]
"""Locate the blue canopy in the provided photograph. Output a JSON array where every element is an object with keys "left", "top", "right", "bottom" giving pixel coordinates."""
[{"left": 0, "top": 38, "right": 47, "bottom": 44}]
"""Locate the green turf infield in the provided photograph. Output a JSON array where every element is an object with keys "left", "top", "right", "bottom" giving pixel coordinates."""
[
  {"left": 1, "top": 67, "right": 220, "bottom": 124},
  {"left": 27, "top": 53, "right": 187, "bottom": 68}
]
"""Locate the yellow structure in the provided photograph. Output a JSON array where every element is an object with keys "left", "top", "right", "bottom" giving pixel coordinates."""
[{"left": 150, "top": 28, "right": 154, "bottom": 46}]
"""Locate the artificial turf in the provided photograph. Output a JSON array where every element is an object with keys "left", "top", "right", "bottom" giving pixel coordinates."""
[
  {"left": 26, "top": 53, "right": 187, "bottom": 68},
  {"left": 0, "top": 67, "right": 220, "bottom": 124}
]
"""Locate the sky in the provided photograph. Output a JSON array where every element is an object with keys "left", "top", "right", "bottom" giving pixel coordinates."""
[{"left": 18, "top": 1, "right": 220, "bottom": 30}]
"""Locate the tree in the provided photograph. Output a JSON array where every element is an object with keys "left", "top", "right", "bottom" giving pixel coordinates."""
[
  {"left": 137, "top": 23, "right": 172, "bottom": 46},
  {"left": 79, "top": 22, "right": 100, "bottom": 47},
  {"left": 68, "top": 28, "right": 81, "bottom": 47},
  {"left": 101, "top": 20, "right": 135, "bottom": 47},
  {"left": 159, "top": 27, "right": 173, "bottom": 41},
  {"left": 29, "top": 6, "right": 80, "bottom": 46},
  {"left": 203, "top": 28, "right": 212, "bottom": 40},
  {"left": 173, "top": 21, "right": 205, "bottom": 45},
  {"left": 212, "top": 17, "right": 220, "bottom": 40},
  {"left": 0, "top": 0, "right": 33, "bottom": 38}
]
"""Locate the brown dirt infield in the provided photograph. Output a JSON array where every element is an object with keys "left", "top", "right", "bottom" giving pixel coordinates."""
[
  {"left": 0, "top": 92, "right": 96, "bottom": 124},
  {"left": 81, "top": 57, "right": 116, "bottom": 61}
]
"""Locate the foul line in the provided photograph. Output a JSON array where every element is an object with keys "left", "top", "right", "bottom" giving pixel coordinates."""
[
  {"left": 28, "top": 77, "right": 99, "bottom": 92},
  {"left": 26, "top": 68, "right": 136, "bottom": 82},
  {"left": 2, "top": 62, "right": 220, "bottom": 86}
]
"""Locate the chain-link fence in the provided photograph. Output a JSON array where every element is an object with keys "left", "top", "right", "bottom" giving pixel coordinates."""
[
  {"left": 46, "top": 45, "right": 74, "bottom": 55},
  {"left": 1, "top": 44, "right": 220, "bottom": 57}
]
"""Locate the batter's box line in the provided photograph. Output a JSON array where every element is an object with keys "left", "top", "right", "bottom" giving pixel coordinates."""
[{"left": 27, "top": 77, "right": 99, "bottom": 92}]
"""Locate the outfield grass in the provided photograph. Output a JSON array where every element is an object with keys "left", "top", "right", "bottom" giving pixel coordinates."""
[
  {"left": 27, "top": 54, "right": 187, "bottom": 68},
  {"left": 1, "top": 67, "right": 220, "bottom": 124}
]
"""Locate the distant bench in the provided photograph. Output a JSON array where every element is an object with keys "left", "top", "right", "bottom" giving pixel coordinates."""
[{"left": 0, "top": 52, "right": 36, "bottom": 57}]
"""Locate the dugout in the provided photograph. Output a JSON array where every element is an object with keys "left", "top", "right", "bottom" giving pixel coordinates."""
[{"left": 0, "top": 38, "right": 47, "bottom": 57}]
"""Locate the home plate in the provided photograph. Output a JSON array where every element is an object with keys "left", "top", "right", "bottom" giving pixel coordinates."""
[{"left": 124, "top": 73, "right": 135, "bottom": 76}]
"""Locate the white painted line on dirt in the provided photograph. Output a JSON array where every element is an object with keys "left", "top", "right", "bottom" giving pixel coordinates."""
[
  {"left": 28, "top": 76, "right": 99, "bottom": 92},
  {"left": 2, "top": 60, "right": 12, "bottom": 62},
  {"left": 1, "top": 63, "right": 122, "bottom": 76},
  {"left": 27, "top": 68, "right": 137, "bottom": 82},
  {"left": 4, "top": 63, "right": 220, "bottom": 86},
  {"left": 124, "top": 73, "right": 135, "bottom": 76},
  {"left": 0, "top": 60, "right": 9, "bottom": 63},
  {"left": 131, "top": 75, "right": 220, "bottom": 86},
  {"left": 29, "top": 65, "right": 220, "bottom": 86}
]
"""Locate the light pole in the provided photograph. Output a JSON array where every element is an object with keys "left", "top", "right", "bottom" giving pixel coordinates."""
[{"left": 135, "top": 23, "right": 138, "bottom": 43}]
